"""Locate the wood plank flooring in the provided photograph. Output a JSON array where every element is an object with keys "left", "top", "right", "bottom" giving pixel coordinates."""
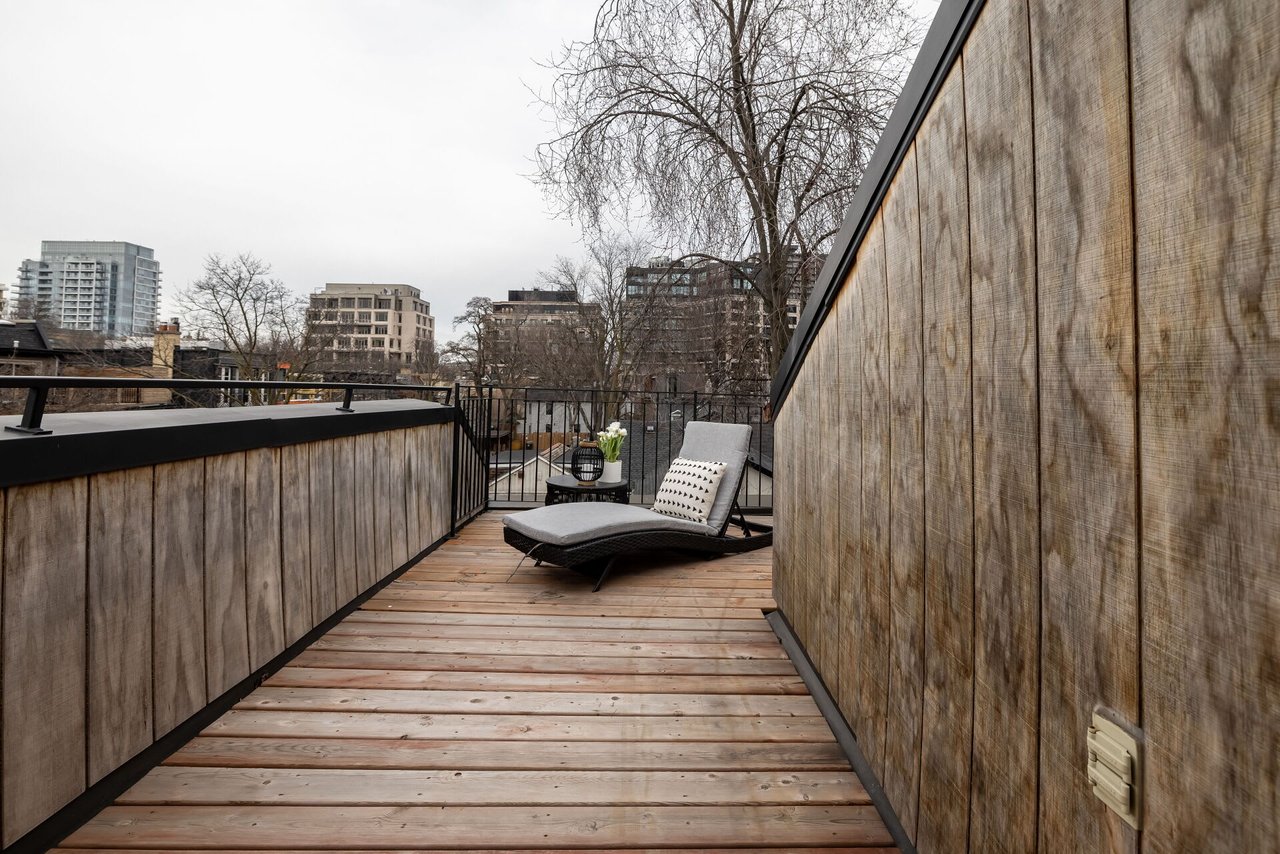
[{"left": 59, "top": 512, "right": 894, "bottom": 851}]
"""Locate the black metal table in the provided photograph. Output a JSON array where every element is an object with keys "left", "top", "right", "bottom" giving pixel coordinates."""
[{"left": 545, "top": 475, "right": 630, "bottom": 506}]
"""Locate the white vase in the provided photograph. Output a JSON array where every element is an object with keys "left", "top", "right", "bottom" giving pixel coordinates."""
[{"left": 602, "top": 460, "right": 622, "bottom": 483}]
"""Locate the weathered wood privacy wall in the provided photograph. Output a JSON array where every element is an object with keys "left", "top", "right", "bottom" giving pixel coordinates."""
[
  {"left": 772, "top": 0, "right": 1277, "bottom": 851},
  {"left": 0, "top": 417, "right": 453, "bottom": 845}
]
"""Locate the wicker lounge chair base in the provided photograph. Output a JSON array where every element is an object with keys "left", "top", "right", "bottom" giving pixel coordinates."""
[{"left": 502, "top": 514, "right": 772, "bottom": 591}]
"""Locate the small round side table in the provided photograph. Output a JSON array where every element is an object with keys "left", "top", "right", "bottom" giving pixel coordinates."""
[{"left": 544, "top": 474, "right": 630, "bottom": 506}]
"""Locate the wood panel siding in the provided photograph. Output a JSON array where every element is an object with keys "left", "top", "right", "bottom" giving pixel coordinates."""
[
  {"left": 205, "top": 453, "right": 251, "bottom": 699},
  {"left": 856, "top": 214, "right": 893, "bottom": 783},
  {"left": 1130, "top": 0, "right": 1280, "bottom": 849},
  {"left": 962, "top": 0, "right": 1041, "bottom": 850},
  {"left": 915, "top": 63, "right": 974, "bottom": 854},
  {"left": 245, "top": 447, "right": 286, "bottom": 672},
  {"left": 88, "top": 468, "right": 155, "bottom": 785},
  {"left": 1030, "top": 0, "right": 1140, "bottom": 848},
  {"left": 153, "top": 459, "right": 209, "bottom": 737},
  {"left": 771, "top": 0, "right": 1277, "bottom": 850},
  {"left": 2, "top": 479, "right": 88, "bottom": 846},
  {"left": 833, "top": 269, "right": 863, "bottom": 734},
  {"left": 0, "top": 420, "right": 454, "bottom": 847},
  {"left": 882, "top": 147, "right": 927, "bottom": 839}
]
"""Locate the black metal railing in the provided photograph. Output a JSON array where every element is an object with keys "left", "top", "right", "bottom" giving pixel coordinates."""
[
  {"left": 482, "top": 385, "right": 773, "bottom": 511},
  {"left": 0, "top": 376, "right": 454, "bottom": 435},
  {"left": 451, "top": 384, "right": 493, "bottom": 531}
]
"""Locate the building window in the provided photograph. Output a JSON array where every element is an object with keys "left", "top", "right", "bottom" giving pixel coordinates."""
[
  {"left": 358, "top": 297, "right": 372, "bottom": 308},
  {"left": 358, "top": 312, "right": 371, "bottom": 323},
  {"left": 375, "top": 312, "right": 388, "bottom": 321},
  {"left": 376, "top": 298, "right": 391, "bottom": 309},
  {"left": 340, "top": 297, "right": 355, "bottom": 308},
  {"left": 371, "top": 338, "right": 385, "bottom": 348},
  {"left": 374, "top": 325, "right": 388, "bottom": 335}
]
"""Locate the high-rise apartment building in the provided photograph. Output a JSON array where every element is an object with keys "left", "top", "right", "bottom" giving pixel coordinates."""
[
  {"left": 14, "top": 241, "right": 161, "bottom": 336},
  {"left": 308, "top": 283, "right": 435, "bottom": 369}
]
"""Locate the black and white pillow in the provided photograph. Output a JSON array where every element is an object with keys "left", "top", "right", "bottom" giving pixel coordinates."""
[{"left": 652, "top": 457, "right": 727, "bottom": 524}]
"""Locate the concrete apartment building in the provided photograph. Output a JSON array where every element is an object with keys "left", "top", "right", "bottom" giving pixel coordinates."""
[
  {"left": 624, "top": 248, "right": 822, "bottom": 392},
  {"left": 308, "top": 283, "right": 435, "bottom": 369},
  {"left": 13, "top": 241, "right": 161, "bottom": 336}
]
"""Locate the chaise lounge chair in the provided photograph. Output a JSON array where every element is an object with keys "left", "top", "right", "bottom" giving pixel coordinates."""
[{"left": 502, "top": 421, "right": 773, "bottom": 590}]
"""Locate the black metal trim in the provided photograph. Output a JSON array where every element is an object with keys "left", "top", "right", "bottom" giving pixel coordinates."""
[
  {"left": 5, "top": 528, "right": 456, "bottom": 854},
  {"left": 766, "top": 608, "right": 917, "bottom": 854},
  {"left": 0, "top": 401, "right": 454, "bottom": 489},
  {"left": 770, "top": 0, "right": 987, "bottom": 412}
]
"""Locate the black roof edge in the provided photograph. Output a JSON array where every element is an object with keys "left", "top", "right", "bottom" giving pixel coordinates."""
[{"left": 770, "top": 0, "right": 986, "bottom": 413}]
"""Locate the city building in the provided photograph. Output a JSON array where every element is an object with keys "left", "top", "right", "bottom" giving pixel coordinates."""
[
  {"left": 486, "top": 289, "right": 599, "bottom": 385},
  {"left": 13, "top": 241, "right": 161, "bottom": 336},
  {"left": 625, "top": 247, "right": 823, "bottom": 393},
  {"left": 491, "top": 288, "right": 584, "bottom": 330},
  {"left": 307, "top": 283, "right": 435, "bottom": 371}
]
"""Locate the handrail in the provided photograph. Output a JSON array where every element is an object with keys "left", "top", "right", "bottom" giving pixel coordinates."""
[
  {"left": 484, "top": 383, "right": 768, "bottom": 400},
  {"left": 0, "top": 375, "right": 454, "bottom": 436}
]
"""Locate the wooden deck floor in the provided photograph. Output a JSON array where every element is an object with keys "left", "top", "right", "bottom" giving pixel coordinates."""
[{"left": 59, "top": 512, "right": 893, "bottom": 852}]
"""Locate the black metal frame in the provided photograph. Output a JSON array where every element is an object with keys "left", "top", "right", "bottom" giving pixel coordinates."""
[
  {"left": 450, "top": 384, "right": 494, "bottom": 534},
  {"left": 0, "top": 375, "right": 453, "bottom": 435},
  {"left": 767, "top": 609, "right": 917, "bottom": 854},
  {"left": 504, "top": 507, "right": 772, "bottom": 591},
  {"left": 770, "top": 0, "right": 986, "bottom": 413}
]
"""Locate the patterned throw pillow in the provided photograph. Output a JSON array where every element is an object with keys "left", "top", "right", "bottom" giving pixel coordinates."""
[{"left": 652, "top": 457, "right": 728, "bottom": 524}]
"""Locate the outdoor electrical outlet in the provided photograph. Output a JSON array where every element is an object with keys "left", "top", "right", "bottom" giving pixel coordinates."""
[{"left": 1087, "top": 710, "right": 1143, "bottom": 829}]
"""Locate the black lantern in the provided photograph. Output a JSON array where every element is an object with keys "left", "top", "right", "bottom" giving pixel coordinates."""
[{"left": 571, "top": 440, "right": 605, "bottom": 486}]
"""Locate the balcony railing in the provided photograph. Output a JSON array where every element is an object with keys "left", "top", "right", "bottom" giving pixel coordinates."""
[{"left": 481, "top": 385, "right": 773, "bottom": 510}]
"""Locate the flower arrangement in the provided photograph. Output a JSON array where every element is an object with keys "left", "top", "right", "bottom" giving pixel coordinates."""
[{"left": 596, "top": 421, "right": 627, "bottom": 462}]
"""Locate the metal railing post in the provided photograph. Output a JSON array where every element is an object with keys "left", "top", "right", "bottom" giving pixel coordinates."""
[
  {"left": 449, "top": 382, "right": 461, "bottom": 537},
  {"left": 5, "top": 386, "right": 52, "bottom": 435}
]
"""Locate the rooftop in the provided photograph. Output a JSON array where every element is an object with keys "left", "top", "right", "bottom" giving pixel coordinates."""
[{"left": 60, "top": 512, "right": 893, "bottom": 851}]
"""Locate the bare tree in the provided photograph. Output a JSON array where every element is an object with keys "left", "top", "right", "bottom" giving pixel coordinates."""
[
  {"left": 536, "top": 0, "right": 920, "bottom": 371},
  {"left": 444, "top": 297, "right": 528, "bottom": 388},
  {"left": 178, "top": 253, "right": 308, "bottom": 401},
  {"left": 533, "top": 233, "right": 671, "bottom": 397}
]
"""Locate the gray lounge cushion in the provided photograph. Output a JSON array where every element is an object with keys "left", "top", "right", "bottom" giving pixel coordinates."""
[
  {"left": 676, "top": 422, "right": 751, "bottom": 531},
  {"left": 503, "top": 502, "right": 715, "bottom": 547}
]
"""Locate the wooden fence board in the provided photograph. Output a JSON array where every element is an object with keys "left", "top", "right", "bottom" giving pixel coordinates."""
[
  {"left": 153, "top": 459, "right": 207, "bottom": 736},
  {"left": 204, "top": 453, "right": 250, "bottom": 699},
  {"left": 308, "top": 441, "right": 338, "bottom": 622},
  {"left": 833, "top": 268, "right": 863, "bottom": 728},
  {"left": 1131, "top": 0, "right": 1280, "bottom": 848},
  {"left": 963, "top": 0, "right": 1041, "bottom": 849},
  {"left": 245, "top": 448, "right": 285, "bottom": 671},
  {"left": 389, "top": 430, "right": 410, "bottom": 569},
  {"left": 403, "top": 426, "right": 423, "bottom": 557},
  {"left": 333, "top": 437, "right": 359, "bottom": 604},
  {"left": 915, "top": 63, "right": 974, "bottom": 854},
  {"left": 881, "top": 146, "right": 927, "bottom": 841},
  {"left": 2, "top": 479, "right": 88, "bottom": 846},
  {"left": 353, "top": 433, "right": 377, "bottom": 592},
  {"left": 373, "top": 431, "right": 394, "bottom": 582},
  {"left": 1030, "top": 0, "right": 1140, "bottom": 849},
  {"left": 856, "top": 214, "right": 892, "bottom": 779},
  {"left": 279, "top": 444, "right": 313, "bottom": 646},
  {"left": 88, "top": 468, "right": 154, "bottom": 784}
]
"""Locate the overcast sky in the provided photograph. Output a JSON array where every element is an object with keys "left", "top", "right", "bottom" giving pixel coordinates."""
[{"left": 1, "top": 0, "right": 939, "bottom": 343}]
